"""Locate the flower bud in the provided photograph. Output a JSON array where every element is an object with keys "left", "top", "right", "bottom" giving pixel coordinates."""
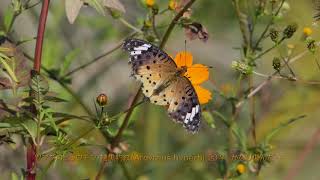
[
  {"left": 231, "top": 61, "right": 252, "bottom": 75},
  {"left": 96, "top": 93, "right": 108, "bottom": 107},
  {"left": 307, "top": 39, "right": 317, "bottom": 53},
  {"left": 269, "top": 28, "right": 279, "bottom": 43},
  {"left": 272, "top": 57, "right": 281, "bottom": 71},
  {"left": 283, "top": 23, "right": 298, "bottom": 39}
]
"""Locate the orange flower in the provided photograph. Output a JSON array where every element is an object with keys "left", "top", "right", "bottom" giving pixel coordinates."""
[{"left": 174, "top": 51, "right": 212, "bottom": 104}]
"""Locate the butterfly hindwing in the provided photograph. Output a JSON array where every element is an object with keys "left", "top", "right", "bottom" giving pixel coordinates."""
[{"left": 161, "top": 76, "right": 201, "bottom": 132}]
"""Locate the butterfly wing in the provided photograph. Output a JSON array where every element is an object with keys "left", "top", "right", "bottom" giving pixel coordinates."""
[
  {"left": 123, "top": 38, "right": 201, "bottom": 133},
  {"left": 123, "top": 38, "right": 177, "bottom": 105},
  {"left": 161, "top": 76, "right": 201, "bottom": 132}
]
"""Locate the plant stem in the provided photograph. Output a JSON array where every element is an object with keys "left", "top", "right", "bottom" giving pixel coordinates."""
[
  {"left": 253, "top": 0, "right": 285, "bottom": 50},
  {"left": 27, "top": 1, "right": 50, "bottom": 180},
  {"left": 236, "top": 50, "right": 309, "bottom": 108},
  {"left": 249, "top": 76, "right": 257, "bottom": 145},
  {"left": 159, "top": 0, "right": 197, "bottom": 49},
  {"left": 252, "top": 38, "right": 285, "bottom": 61},
  {"left": 119, "top": 18, "right": 143, "bottom": 34},
  {"left": 151, "top": 13, "right": 160, "bottom": 40},
  {"left": 64, "top": 32, "right": 137, "bottom": 76},
  {"left": 111, "top": 89, "right": 142, "bottom": 147},
  {"left": 33, "top": 1, "right": 50, "bottom": 72},
  {"left": 284, "top": 128, "right": 320, "bottom": 180}
]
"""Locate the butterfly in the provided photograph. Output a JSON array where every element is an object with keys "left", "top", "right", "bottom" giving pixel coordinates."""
[{"left": 123, "top": 38, "right": 202, "bottom": 133}]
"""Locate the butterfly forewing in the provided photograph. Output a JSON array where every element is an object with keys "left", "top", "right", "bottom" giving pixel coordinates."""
[{"left": 123, "top": 38, "right": 201, "bottom": 133}]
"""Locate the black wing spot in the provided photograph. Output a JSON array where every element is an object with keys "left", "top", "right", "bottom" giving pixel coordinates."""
[
  {"left": 140, "top": 75, "right": 143, "bottom": 78},
  {"left": 163, "top": 99, "right": 167, "bottom": 101},
  {"left": 146, "top": 66, "right": 150, "bottom": 70},
  {"left": 182, "top": 96, "right": 185, "bottom": 100},
  {"left": 147, "top": 77, "right": 149, "bottom": 80},
  {"left": 149, "top": 74, "right": 152, "bottom": 76},
  {"left": 146, "top": 90, "right": 149, "bottom": 92},
  {"left": 174, "top": 102, "right": 178, "bottom": 105},
  {"left": 163, "top": 94, "right": 166, "bottom": 97},
  {"left": 153, "top": 60, "right": 156, "bottom": 63},
  {"left": 154, "top": 100, "right": 157, "bottom": 103},
  {"left": 153, "top": 82, "right": 156, "bottom": 85},
  {"left": 149, "top": 80, "right": 152, "bottom": 83}
]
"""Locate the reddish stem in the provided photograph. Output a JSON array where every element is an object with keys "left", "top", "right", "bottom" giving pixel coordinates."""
[
  {"left": 33, "top": 0, "right": 50, "bottom": 72},
  {"left": 27, "top": 1, "right": 50, "bottom": 180}
]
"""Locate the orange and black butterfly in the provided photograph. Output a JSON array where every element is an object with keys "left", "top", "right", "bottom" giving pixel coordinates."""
[{"left": 123, "top": 39, "right": 202, "bottom": 133}]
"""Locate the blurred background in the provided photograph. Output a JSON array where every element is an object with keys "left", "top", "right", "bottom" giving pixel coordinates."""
[{"left": 0, "top": 0, "right": 320, "bottom": 179}]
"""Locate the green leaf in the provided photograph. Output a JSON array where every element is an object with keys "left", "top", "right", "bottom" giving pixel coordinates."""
[
  {"left": 10, "top": 172, "right": 19, "bottom": 180},
  {"left": 0, "top": 122, "right": 12, "bottom": 128},
  {"left": 30, "top": 72, "right": 49, "bottom": 96},
  {"left": 43, "top": 108, "right": 58, "bottom": 133},
  {"left": 21, "top": 119, "right": 37, "bottom": 143},
  {"left": 263, "top": 115, "right": 306, "bottom": 145},
  {"left": 0, "top": 31, "right": 5, "bottom": 36},
  {"left": 203, "top": 111, "right": 215, "bottom": 128},
  {"left": 217, "top": 159, "right": 227, "bottom": 177},
  {"left": 230, "top": 122, "right": 247, "bottom": 151},
  {"left": 60, "top": 48, "right": 80, "bottom": 75},
  {"left": 3, "top": 7, "right": 14, "bottom": 33},
  {"left": 0, "top": 53, "right": 19, "bottom": 83}
]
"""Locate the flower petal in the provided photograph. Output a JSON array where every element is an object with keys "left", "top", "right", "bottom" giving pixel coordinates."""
[
  {"left": 174, "top": 51, "right": 193, "bottom": 67},
  {"left": 194, "top": 85, "right": 212, "bottom": 104},
  {"left": 185, "top": 64, "right": 209, "bottom": 85}
]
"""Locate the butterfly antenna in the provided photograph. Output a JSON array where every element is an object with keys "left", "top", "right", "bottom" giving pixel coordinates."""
[{"left": 184, "top": 40, "right": 187, "bottom": 67}]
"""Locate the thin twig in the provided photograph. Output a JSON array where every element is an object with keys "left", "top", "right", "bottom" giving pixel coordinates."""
[
  {"left": 151, "top": 12, "right": 160, "bottom": 40},
  {"left": 236, "top": 50, "right": 309, "bottom": 108},
  {"left": 119, "top": 18, "right": 143, "bottom": 34},
  {"left": 65, "top": 32, "right": 137, "bottom": 76},
  {"left": 284, "top": 128, "right": 320, "bottom": 180},
  {"left": 159, "top": 0, "right": 196, "bottom": 49},
  {"left": 253, "top": 0, "right": 286, "bottom": 50}
]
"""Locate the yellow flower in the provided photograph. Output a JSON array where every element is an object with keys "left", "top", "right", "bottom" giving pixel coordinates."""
[
  {"left": 169, "top": 0, "right": 178, "bottom": 10},
  {"left": 303, "top": 27, "right": 312, "bottom": 36},
  {"left": 236, "top": 163, "right": 246, "bottom": 174},
  {"left": 174, "top": 51, "right": 212, "bottom": 104},
  {"left": 145, "top": 0, "right": 155, "bottom": 7}
]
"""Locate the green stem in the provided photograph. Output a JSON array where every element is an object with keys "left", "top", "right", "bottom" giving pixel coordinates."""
[
  {"left": 64, "top": 32, "right": 138, "bottom": 76},
  {"left": 159, "top": 0, "right": 197, "bottom": 49},
  {"left": 252, "top": 37, "right": 285, "bottom": 61},
  {"left": 119, "top": 18, "right": 143, "bottom": 34},
  {"left": 253, "top": 0, "right": 286, "bottom": 50}
]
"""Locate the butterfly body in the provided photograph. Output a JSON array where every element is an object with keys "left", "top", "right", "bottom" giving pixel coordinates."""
[{"left": 123, "top": 39, "right": 201, "bottom": 133}]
